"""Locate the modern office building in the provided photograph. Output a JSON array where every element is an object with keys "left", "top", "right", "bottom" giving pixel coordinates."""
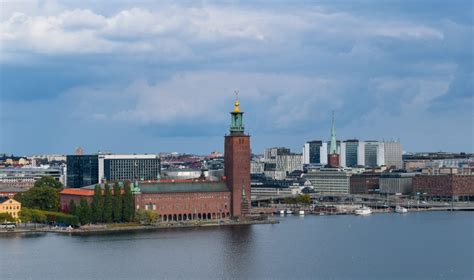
[
  {"left": 66, "top": 155, "right": 99, "bottom": 188},
  {"left": 303, "top": 141, "right": 328, "bottom": 165},
  {"left": 364, "top": 141, "right": 385, "bottom": 168},
  {"left": 384, "top": 141, "right": 403, "bottom": 169},
  {"left": 350, "top": 172, "right": 380, "bottom": 194},
  {"left": 0, "top": 167, "right": 62, "bottom": 186},
  {"left": 302, "top": 168, "right": 350, "bottom": 194},
  {"left": 341, "top": 140, "right": 365, "bottom": 168},
  {"left": 98, "top": 154, "right": 161, "bottom": 182},
  {"left": 379, "top": 172, "right": 417, "bottom": 195}
]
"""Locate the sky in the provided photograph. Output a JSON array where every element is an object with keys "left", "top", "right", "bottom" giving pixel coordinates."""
[{"left": 0, "top": 0, "right": 473, "bottom": 155}]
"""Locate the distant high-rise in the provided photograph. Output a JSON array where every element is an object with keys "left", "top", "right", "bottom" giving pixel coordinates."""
[
  {"left": 340, "top": 140, "right": 365, "bottom": 168},
  {"left": 303, "top": 140, "right": 328, "bottom": 165},
  {"left": 364, "top": 141, "right": 385, "bottom": 168},
  {"left": 384, "top": 141, "right": 403, "bottom": 169}
]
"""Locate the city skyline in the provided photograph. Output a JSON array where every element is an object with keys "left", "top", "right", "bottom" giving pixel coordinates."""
[{"left": 1, "top": 1, "right": 473, "bottom": 155}]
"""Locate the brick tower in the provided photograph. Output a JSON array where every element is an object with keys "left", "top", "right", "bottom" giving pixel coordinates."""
[{"left": 224, "top": 94, "right": 251, "bottom": 218}]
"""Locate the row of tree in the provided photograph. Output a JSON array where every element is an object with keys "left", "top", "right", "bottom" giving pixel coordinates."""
[
  {"left": 283, "top": 194, "right": 312, "bottom": 205},
  {"left": 69, "top": 182, "right": 135, "bottom": 225}
]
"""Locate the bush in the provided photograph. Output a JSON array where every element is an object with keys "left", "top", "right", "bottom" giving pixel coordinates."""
[
  {"left": 21, "top": 208, "right": 79, "bottom": 227},
  {"left": 0, "top": 212, "right": 15, "bottom": 222}
]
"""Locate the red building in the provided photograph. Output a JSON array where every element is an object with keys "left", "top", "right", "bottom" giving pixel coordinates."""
[
  {"left": 59, "top": 98, "right": 251, "bottom": 220},
  {"left": 135, "top": 181, "right": 231, "bottom": 221},
  {"left": 60, "top": 188, "right": 94, "bottom": 212},
  {"left": 412, "top": 174, "right": 474, "bottom": 201},
  {"left": 350, "top": 173, "right": 380, "bottom": 194}
]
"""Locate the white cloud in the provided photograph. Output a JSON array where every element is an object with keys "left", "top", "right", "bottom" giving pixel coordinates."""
[{"left": 0, "top": 4, "right": 444, "bottom": 59}]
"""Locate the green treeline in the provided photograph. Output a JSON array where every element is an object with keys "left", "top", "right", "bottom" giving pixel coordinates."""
[{"left": 71, "top": 182, "right": 135, "bottom": 225}]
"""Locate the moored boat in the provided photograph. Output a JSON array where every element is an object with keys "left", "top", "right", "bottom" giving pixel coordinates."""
[
  {"left": 285, "top": 209, "right": 293, "bottom": 214},
  {"left": 395, "top": 205, "right": 408, "bottom": 214},
  {"left": 299, "top": 210, "right": 305, "bottom": 215},
  {"left": 354, "top": 206, "right": 372, "bottom": 215},
  {"left": 279, "top": 210, "right": 285, "bottom": 215}
]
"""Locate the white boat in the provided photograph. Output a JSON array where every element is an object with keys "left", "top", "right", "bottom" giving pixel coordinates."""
[
  {"left": 395, "top": 206, "right": 408, "bottom": 214},
  {"left": 279, "top": 210, "right": 285, "bottom": 215},
  {"left": 285, "top": 209, "right": 293, "bottom": 214},
  {"left": 354, "top": 206, "right": 372, "bottom": 215},
  {"left": 298, "top": 210, "right": 305, "bottom": 215}
]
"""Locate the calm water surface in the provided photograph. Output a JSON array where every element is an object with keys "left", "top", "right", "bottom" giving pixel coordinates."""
[{"left": 1, "top": 211, "right": 473, "bottom": 280}]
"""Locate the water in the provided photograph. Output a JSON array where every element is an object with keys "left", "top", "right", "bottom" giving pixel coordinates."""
[{"left": 1, "top": 211, "right": 472, "bottom": 280}]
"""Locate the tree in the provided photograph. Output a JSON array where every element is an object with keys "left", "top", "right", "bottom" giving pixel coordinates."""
[
  {"left": 90, "top": 185, "right": 103, "bottom": 224},
  {"left": 15, "top": 186, "right": 60, "bottom": 211},
  {"left": 33, "top": 176, "right": 63, "bottom": 190},
  {"left": 78, "top": 197, "right": 91, "bottom": 225},
  {"left": 0, "top": 212, "right": 15, "bottom": 222},
  {"left": 297, "top": 194, "right": 312, "bottom": 205},
  {"left": 103, "top": 184, "right": 113, "bottom": 223},
  {"left": 30, "top": 209, "right": 47, "bottom": 229},
  {"left": 112, "top": 183, "right": 122, "bottom": 223},
  {"left": 135, "top": 209, "right": 157, "bottom": 225},
  {"left": 122, "top": 181, "right": 134, "bottom": 222},
  {"left": 69, "top": 200, "right": 77, "bottom": 216},
  {"left": 19, "top": 208, "right": 32, "bottom": 227}
]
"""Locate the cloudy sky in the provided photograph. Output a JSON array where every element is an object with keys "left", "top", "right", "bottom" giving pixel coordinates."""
[{"left": 1, "top": 0, "right": 473, "bottom": 155}]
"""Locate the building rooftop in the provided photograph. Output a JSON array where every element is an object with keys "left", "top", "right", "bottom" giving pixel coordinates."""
[
  {"left": 139, "top": 181, "right": 229, "bottom": 194},
  {"left": 60, "top": 188, "right": 95, "bottom": 196}
]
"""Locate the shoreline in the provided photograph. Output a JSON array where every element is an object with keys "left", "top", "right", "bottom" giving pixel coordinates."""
[
  {"left": 0, "top": 219, "right": 279, "bottom": 235},
  {"left": 2, "top": 208, "right": 472, "bottom": 235}
]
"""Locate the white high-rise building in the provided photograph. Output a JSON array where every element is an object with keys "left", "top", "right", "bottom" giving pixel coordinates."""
[
  {"left": 384, "top": 141, "right": 403, "bottom": 169},
  {"left": 303, "top": 141, "right": 327, "bottom": 165}
]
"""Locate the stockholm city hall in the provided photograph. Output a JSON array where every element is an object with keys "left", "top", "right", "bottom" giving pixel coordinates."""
[{"left": 62, "top": 96, "right": 252, "bottom": 220}]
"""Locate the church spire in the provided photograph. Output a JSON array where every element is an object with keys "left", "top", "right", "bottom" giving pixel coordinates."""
[{"left": 329, "top": 110, "right": 337, "bottom": 154}]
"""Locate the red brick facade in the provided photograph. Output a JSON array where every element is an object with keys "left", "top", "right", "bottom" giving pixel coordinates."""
[
  {"left": 135, "top": 191, "right": 231, "bottom": 221},
  {"left": 328, "top": 154, "right": 340, "bottom": 168},
  {"left": 224, "top": 135, "right": 251, "bottom": 218},
  {"left": 60, "top": 190, "right": 94, "bottom": 213},
  {"left": 350, "top": 174, "right": 380, "bottom": 194},
  {"left": 412, "top": 175, "right": 474, "bottom": 199}
]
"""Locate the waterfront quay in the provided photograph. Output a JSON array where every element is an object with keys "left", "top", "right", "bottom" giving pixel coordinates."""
[{"left": 252, "top": 193, "right": 474, "bottom": 215}]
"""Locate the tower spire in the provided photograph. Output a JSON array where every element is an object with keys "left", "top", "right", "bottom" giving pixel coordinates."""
[
  {"left": 329, "top": 110, "right": 337, "bottom": 154},
  {"left": 229, "top": 91, "right": 244, "bottom": 134}
]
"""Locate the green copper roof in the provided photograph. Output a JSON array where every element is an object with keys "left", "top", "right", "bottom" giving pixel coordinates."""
[
  {"left": 329, "top": 111, "right": 338, "bottom": 154},
  {"left": 139, "top": 182, "right": 230, "bottom": 194}
]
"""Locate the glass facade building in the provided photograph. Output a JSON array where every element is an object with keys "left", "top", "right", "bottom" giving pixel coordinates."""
[
  {"left": 344, "top": 140, "right": 360, "bottom": 167},
  {"left": 66, "top": 155, "right": 99, "bottom": 188}
]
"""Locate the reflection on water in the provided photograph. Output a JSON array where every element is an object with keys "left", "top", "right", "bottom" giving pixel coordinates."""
[{"left": 0, "top": 212, "right": 472, "bottom": 279}]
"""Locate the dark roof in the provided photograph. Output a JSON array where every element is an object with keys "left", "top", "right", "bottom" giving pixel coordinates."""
[
  {"left": 140, "top": 182, "right": 229, "bottom": 194},
  {"left": 0, "top": 196, "right": 10, "bottom": 203}
]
